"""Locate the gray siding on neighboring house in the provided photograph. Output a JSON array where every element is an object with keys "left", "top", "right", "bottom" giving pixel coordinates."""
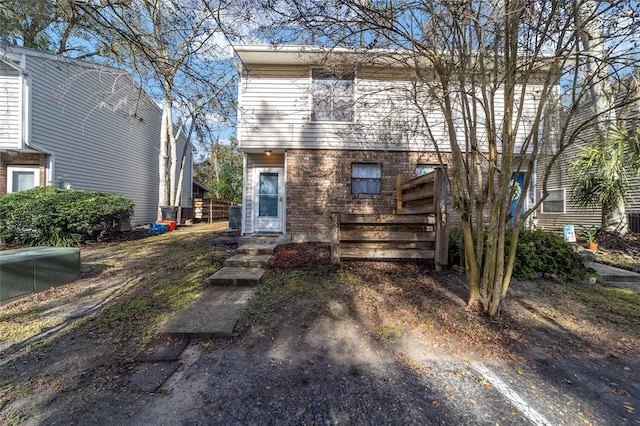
[
  {"left": 0, "top": 48, "right": 193, "bottom": 225},
  {"left": 26, "top": 54, "right": 162, "bottom": 225},
  {"left": 0, "top": 62, "right": 21, "bottom": 150},
  {"left": 537, "top": 98, "right": 640, "bottom": 232}
]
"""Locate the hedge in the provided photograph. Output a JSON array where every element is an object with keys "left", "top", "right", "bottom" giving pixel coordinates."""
[{"left": 0, "top": 187, "right": 134, "bottom": 246}]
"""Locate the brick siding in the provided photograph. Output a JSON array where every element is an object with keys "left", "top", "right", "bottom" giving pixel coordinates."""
[
  {"left": 0, "top": 152, "right": 47, "bottom": 194},
  {"left": 285, "top": 149, "right": 450, "bottom": 240}
]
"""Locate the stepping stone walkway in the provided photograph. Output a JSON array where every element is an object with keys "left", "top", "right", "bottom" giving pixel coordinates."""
[{"left": 158, "top": 235, "right": 290, "bottom": 340}]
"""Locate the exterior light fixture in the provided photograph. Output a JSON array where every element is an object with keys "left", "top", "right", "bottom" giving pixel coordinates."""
[{"left": 264, "top": 150, "right": 272, "bottom": 156}]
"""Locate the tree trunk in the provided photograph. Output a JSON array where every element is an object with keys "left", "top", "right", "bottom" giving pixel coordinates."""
[{"left": 158, "top": 103, "right": 171, "bottom": 220}]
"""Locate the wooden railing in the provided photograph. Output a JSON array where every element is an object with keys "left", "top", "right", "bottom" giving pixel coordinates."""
[
  {"left": 332, "top": 168, "right": 448, "bottom": 269},
  {"left": 193, "top": 198, "right": 234, "bottom": 222}
]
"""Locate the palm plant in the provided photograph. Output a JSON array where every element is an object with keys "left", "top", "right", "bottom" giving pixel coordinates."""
[{"left": 570, "top": 127, "right": 640, "bottom": 228}]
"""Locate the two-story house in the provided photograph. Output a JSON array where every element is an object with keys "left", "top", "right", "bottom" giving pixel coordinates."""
[
  {"left": 0, "top": 46, "right": 193, "bottom": 225},
  {"left": 536, "top": 77, "right": 640, "bottom": 233},
  {"left": 235, "top": 45, "right": 546, "bottom": 242}
]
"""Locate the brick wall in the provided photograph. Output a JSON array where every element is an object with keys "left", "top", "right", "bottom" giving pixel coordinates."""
[
  {"left": 286, "top": 149, "right": 449, "bottom": 240},
  {"left": 0, "top": 152, "right": 47, "bottom": 194}
]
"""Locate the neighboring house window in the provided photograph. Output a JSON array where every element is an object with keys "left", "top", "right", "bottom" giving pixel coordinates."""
[
  {"left": 311, "top": 69, "right": 354, "bottom": 122},
  {"left": 416, "top": 164, "right": 440, "bottom": 176},
  {"left": 541, "top": 189, "right": 565, "bottom": 213},
  {"left": 7, "top": 165, "right": 40, "bottom": 193},
  {"left": 352, "top": 163, "right": 381, "bottom": 194}
]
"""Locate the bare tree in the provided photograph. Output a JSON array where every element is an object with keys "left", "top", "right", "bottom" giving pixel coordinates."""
[
  {"left": 73, "top": 0, "right": 235, "bottom": 218},
  {"left": 258, "top": 0, "right": 640, "bottom": 316}
]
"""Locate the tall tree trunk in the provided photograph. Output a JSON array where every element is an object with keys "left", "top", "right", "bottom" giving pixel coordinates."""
[{"left": 158, "top": 102, "right": 171, "bottom": 220}]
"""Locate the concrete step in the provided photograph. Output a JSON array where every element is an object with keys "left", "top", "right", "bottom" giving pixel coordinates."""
[
  {"left": 237, "top": 243, "right": 277, "bottom": 255},
  {"left": 607, "top": 281, "right": 640, "bottom": 292},
  {"left": 239, "top": 234, "right": 291, "bottom": 245},
  {"left": 224, "top": 254, "right": 272, "bottom": 268},
  {"left": 157, "top": 286, "right": 257, "bottom": 339},
  {"left": 587, "top": 262, "right": 640, "bottom": 283},
  {"left": 207, "top": 267, "right": 264, "bottom": 286}
]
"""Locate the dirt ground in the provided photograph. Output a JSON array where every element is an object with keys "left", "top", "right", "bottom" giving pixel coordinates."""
[{"left": 1, "top": 224, "right": 639, "bottom": 425}]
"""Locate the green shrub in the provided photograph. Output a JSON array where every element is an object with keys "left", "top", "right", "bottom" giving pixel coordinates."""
[
  {"left": 0, "top": 187, "right": 134, "bottom": 246},
  {"left": 512, "top": 229, "right": 588, "bottom": 280},
  {"left": 447, "top": 226, "right": 588, "bottom": 281},
  {"left": 448, "top": 225, "right": 464, "bottom": 267}
]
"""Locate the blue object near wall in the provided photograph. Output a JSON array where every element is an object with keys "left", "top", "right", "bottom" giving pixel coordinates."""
[{"left": 150, "top": 222, "right": 169, "bottom": 234}]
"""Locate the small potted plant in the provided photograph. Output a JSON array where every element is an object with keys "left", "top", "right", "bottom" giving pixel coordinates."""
[{"left": 578, "top": 224, "right": 606, "bottom": 251}]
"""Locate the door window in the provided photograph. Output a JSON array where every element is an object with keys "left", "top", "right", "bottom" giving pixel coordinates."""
[{"left": 258, "top": 172, "right": 279, "bottom": 217}]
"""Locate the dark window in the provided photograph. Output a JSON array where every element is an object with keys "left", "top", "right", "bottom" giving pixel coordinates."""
[
  {"left": 258, "top": 172, "right": 279, "bottom": 217},
  {"left": 541, "top": 189, "right": 565, "bottom": 213},
  {"left": 352, "top": 163, "right": 381, "bottom": 194}
]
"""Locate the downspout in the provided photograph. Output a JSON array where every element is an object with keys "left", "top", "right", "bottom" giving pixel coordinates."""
[{"left": 283, "top": 150, "right": 287, "bottom": 237}]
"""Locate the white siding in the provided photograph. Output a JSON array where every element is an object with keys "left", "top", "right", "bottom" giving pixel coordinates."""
[
  {"left": 238, "top": 63, "right": 544, "bottom": 154},
  {"left": 0, "top": 62, "right": 22, "bottom": 150},
  {"left": 537, "top": 102, "right": 614, "bottom": 231},
  {"left": 537, "top": 96, "right": 640, "bottom": 232}
]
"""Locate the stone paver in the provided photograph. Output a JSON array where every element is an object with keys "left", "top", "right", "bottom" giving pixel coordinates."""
[
  {"left": 158, "top": 286, "right": 257, "bottom": 339},
  {"left": 237, "top": 243, "right": 277, "bottom": 255},
  {"left": 587, "top": 262, "right": 640, "bottom": 292},
  {"left": 207, "top": 266, "right": 264, "bottom": 286},
  {"left": 224, "top": 253, "right": 272, "bottom": 268}
]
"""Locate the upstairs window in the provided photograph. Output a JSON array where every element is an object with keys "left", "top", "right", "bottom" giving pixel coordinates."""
[
  {"left": 311, "top": 69, "right": 354, "bottom": 122},
  {"left": 352, "top": 163, "right": 381, "bottom": 194}
]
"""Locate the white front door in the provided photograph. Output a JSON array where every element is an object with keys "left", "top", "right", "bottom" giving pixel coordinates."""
[{"left": 253, "top": 167, "right": 284, "bottom": 233}]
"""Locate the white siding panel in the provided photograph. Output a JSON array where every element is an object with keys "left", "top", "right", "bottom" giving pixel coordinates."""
[
  {"left": 536, "top": 104, "right": 602, "bottom": 231},
  {"left": 239, "top": 64, "right": 543, "bottom": 154},
  {"left": 0, "top": 62, "right": 22, "bottom": 149}
]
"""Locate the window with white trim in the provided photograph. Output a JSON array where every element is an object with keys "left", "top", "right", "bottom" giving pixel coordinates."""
[
  {"left": 541, "top": 189, "right": 565, "bottom": 213},
  {"left": 7, "top": 165, "right": 40, "bottom": 193},
  {"left": 311, "top": 69, "right": 354, "bottom": 122},
  {"left": 352, "top": 163, "right": 381, "bottom": 194}
]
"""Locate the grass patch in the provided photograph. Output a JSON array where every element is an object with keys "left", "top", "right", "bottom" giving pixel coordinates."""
[
  {"left": 0, "top": 306, "right": 60, "bottom": 342},
  {"left": 240, "top": 268, "right": 341, "bottom": 333},
  {"left": 2, "top": 413, "right": 27, "bottom": 426},
  {"left": 575, "top": 286, "right": 640, "bottom": 324},
  {"left": 375, "top": 325, "right": 403, "bottom": 341},
  {"left": 87, "top": 277, "right": 203, "bottom": 342},
  {"left": 0, "top": 224, "right": 230, "bottom": 348}
]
